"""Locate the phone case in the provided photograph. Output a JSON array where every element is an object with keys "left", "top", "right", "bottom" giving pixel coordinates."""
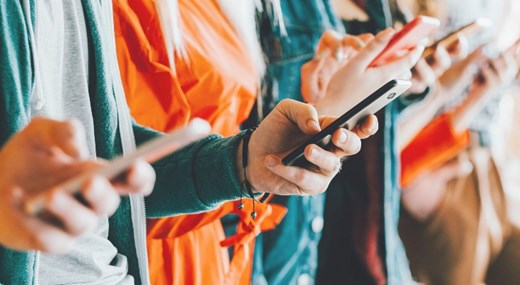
[{"left": 370, "top": 16, "right": 440, "bottom": 67}]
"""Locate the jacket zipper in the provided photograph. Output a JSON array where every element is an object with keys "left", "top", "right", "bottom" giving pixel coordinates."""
[
  {"left": 102, "top": 2, "right": 150, "bottom": 285},
  {"left": 21, "top": 0, "right": 41, "bottom": 283}
]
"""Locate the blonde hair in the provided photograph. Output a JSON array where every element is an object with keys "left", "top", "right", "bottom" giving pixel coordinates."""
[{"left": 154, "top": 0, "right": 286, "bottom": 76}]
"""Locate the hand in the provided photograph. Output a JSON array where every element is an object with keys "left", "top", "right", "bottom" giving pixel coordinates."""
[
  {"left": 402, "top": 155, "right": 473, "bottom": 221},
  {"left": 437, "top": 46, "right": 486, "bottom": 101},
  {"left": 315, "top": 28, "right": 424, "bottom": 116},
  {"left": 451, "top": 40, "right": 520, "bottom": 132},
  {"left": 408, "top": 36, "right": 469, "bottom": 94},
  {"left": 244, "top": 99, "right": 378, "bottom": 196},
  {"left": 301, "top": 30, "right": 371, "bottom": 104},
  {"left": 0, "top": 118, "right": 155, "bottom": 253}
]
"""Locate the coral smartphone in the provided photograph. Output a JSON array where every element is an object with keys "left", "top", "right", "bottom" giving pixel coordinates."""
[
  {"left": 423, "top": 18, "right": 492, "bottom": 58},
  {"left": 370, "top": 16, "right": 441, "bottom": 67},
  {"left": 282, "top": 80, "right": 412, "bottom": 167},
  {"left": 24, "top": 119, "right": 212, "bottom": 216}
]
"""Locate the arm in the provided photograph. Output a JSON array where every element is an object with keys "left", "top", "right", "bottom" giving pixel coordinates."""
[
  {"left": 400, "top": 113, "right": 470, "bottom": 188},
  {"left": 137, "top": 99, "right": 379, "bottom": 218}
]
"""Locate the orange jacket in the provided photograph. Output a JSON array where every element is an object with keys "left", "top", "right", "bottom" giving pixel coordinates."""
[
  {"left": 114, "top": 0, "right": 286, "bottom": 284},
  {"left": 400, "top": 113, "right": 471, "bottom": 188}
]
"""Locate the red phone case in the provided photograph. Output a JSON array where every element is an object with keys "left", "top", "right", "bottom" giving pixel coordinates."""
[{"left": 370, "top": 16, "right": 440, "bottom": 67}]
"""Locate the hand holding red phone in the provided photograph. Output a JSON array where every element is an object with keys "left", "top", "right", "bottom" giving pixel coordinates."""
[
  {"left": 314, "top": 27, "right": 425, "bottom": 117},
  {"left": 301, "top": 31, "right": 372, "bottom": 104}
]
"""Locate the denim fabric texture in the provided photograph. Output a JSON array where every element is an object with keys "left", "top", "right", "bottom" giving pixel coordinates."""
[
  {"left": 251, "top": 1, "right": 343, "bottom": 284},
  {"left": 251, "top": 0, "right": 416, "bottom": 284}
]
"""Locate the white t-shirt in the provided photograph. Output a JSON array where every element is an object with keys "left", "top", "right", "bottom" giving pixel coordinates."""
[{"left": 31, "top": 1, "right": 132, "bottom": 284}]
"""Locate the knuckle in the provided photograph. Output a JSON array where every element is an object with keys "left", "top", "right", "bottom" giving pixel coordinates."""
[
  {"left": 293, "top": 170, "right": 307, "bottom": 185},
  {"left": 61, "top": 120, "right": 80, "bottom": 140}
]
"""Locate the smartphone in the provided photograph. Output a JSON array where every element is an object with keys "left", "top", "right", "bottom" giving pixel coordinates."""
[
  {"left": 423, "top": 18, "right": 492, "bottom": 58},
  {"left": 282, "top": 79, "right": 412, "bottom": 167},
  {"left": 24, "top": 119, "right": 212, "bottom": 216},
  {"left": 370, "top": 16, "right": 440, "bottom": 67}
]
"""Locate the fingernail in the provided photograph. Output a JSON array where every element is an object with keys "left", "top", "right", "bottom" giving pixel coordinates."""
[
  {"left": 307, "top": 119, "right": 321, "bottom": 132},
  {"left": 369, "top": 119, "right": 379, "bottom": 133},
  {"left": 338, "top": 131, "right": 348, "bottom": 143},
  {"left": 309, "top": 147, "right": 319, "bottom": 159},
  {"left": 265, "top": 156, "right": 278, "bottom": 167}
]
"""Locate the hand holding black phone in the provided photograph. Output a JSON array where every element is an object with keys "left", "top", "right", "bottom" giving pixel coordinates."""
[{"left": 282, "top": 80, "right": 412, "bottom": 167}]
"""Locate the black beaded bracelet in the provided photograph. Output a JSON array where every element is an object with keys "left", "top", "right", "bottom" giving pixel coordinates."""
[{"left": 239, "top": 128, "right": 257, "bottom": 219}]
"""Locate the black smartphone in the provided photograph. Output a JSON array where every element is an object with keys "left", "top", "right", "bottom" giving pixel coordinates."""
[{"left": 282, "top": 79, "right": 412, "bottom": 167}]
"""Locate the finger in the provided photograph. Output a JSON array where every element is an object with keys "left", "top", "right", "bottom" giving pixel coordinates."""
[
  {"left": 303, "top": 144, "right": 342, "bottom": 174},
  {"left": 113, "top": 160, "right": 156, "bottom": 196},
  {"left": 277, "top": 100, "right": 321, "bottom": 135},
  {"left": 25, "top": 118, "right": 89, "bottom": 159},
  {"left": 411, "top": 58, "right": 436, "bottom": 90},
  {"left": 301, "top": 58, "right": 328, "bottom": 103},
  {"left": 447, "top": 34, "right": 469, "bottom": 60},
  {"left": 265, "top": 156, "right": 329, "bottom": 195},
  {"left": 330, "top": 128, "right": 362, "bottom": 155},
  {"left": 489, "top": 57, "right": 508, "bottom": 83},
  {"left": 350, "top": 115, "right": 379, "bottom": 139},
  {"left": 430, "top": 45, "right": 452, "bottom": 75},
  {"left": 318, "top": 116, "right": 338, "bottom": 129},
  {"left": 375, "top": 44, "right": 425, "bottom": 78},
  {"left": 4, "top": 188, "right": 75, "bottom": 253},
  {"left": 43, "top": 189, "right": 99, "bottom": 236},
  {"left": 358, "top": 33, "right": 375, "bottom": 44},
  {"left": 81, "top": 176, "right": 121, "bottom": 216},
  {"left": 23, "top": 218, "right": 76, "bottom": 253},
  {"left": 341, "top": 35, "right": 367, "bottom": 52},
  {"left": 349, "top": 28, "right": 396, "bottom": 68},
  {"left": 317, "top": 30, "right": 343, "bottom": 54},
  {"left": 317, "top": 58, "right": 341, "bottom": 90}
]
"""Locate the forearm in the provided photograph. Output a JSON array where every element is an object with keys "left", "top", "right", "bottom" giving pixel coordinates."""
[
  {"left": 398, "top": 85, "right": 445, "bottom": 150},
  {"left": 133, "top": 123, "right": 245, "bottom": 217}
]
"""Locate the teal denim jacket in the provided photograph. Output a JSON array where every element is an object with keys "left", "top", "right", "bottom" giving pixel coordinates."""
[{"left": 252, "top": 0, "right": 416, "bottom": 284}]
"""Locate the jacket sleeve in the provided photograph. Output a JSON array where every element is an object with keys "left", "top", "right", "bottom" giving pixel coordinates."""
[
  {"left": 132, "top": 123, "right": 244, "bottom": 218},
  {"left": 400, "top": 113, "right": 471, "bottom": 188}
]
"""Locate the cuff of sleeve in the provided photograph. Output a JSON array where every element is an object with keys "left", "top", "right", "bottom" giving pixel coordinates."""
[
  {"left": 400, "top": 113, "right": 470, "bottom": 188},
  {"left": 192, "top": 132, "right": 246, "bottom": 208}
]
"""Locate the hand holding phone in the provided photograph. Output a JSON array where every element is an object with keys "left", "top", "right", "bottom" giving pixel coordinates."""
[
  {"left": 370, "top": 16, "right": 440, "bottom": 67},
  {"left": 423, "top": 18, "right": 492, "bottom": 59},
  {"left": 282, "top": 80, "right": 412, "bottom": 167},
  {"left": 24, "top": 119, "right": 212, "bottom": 216}
]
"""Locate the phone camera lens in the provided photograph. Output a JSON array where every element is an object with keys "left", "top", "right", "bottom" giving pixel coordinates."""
[{"left": 387, "top": 93, "right": 397, "bottom": 99}]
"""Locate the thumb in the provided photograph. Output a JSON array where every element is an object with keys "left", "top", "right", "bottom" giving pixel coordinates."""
[
  {"left": 348, "top": 28, "right": 396, "bottom": 68},
  {"left": 278, "top": 100, "right": 321, "bottom": 135}
]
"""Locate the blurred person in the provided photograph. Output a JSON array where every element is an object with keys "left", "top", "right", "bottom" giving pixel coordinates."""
[
  {"left": 114, "top": 0, "right": 270, "bottom": 283},
  {"left": 114, "top": 1, "right": 401, "bottom": 284},
  {"left": 398, "top": 4, "right": 520, "bottom": 282},
  {"left": 0, "top": 1, "right": 376, "bottom": 284},
  {"left": 247, "top": 1, "right": 434, "bottom": 284},
  {"left": 313, "top": 1, "right": 467, "bottom": 284}
]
